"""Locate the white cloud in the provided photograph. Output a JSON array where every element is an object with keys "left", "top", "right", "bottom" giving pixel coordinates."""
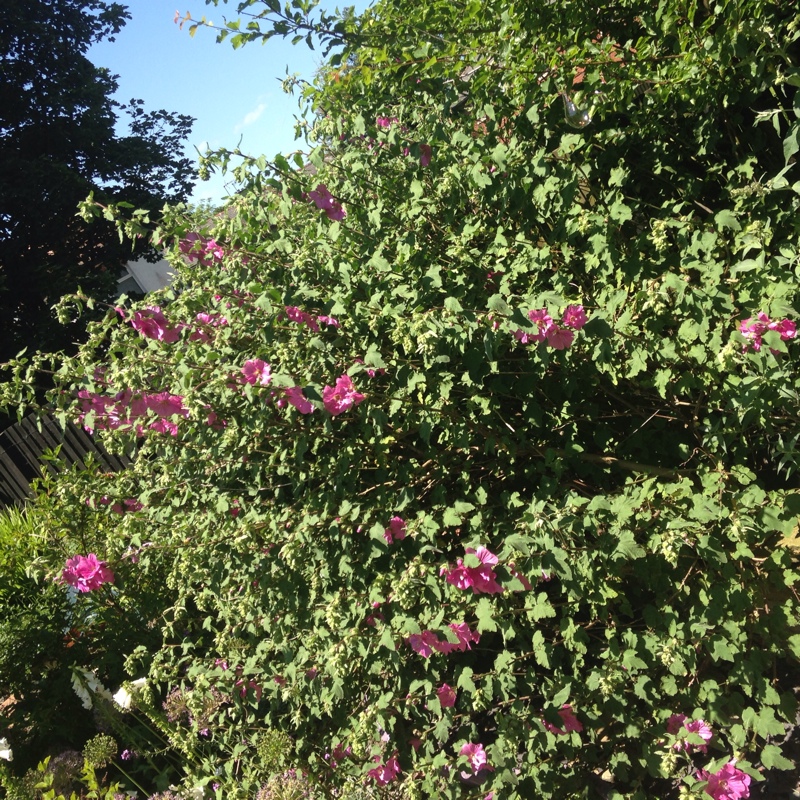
[{"left": 235, "top": 102, "right": 267, "bottom": 131}]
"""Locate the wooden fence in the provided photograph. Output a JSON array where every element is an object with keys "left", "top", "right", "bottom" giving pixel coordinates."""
[{"left": 0, "top": 414, "right": 129, "bottom": 508}]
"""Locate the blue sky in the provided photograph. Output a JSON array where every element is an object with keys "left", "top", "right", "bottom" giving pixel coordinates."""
[{"left": 88, "top": 1, "right": 368, "bottom": 205}]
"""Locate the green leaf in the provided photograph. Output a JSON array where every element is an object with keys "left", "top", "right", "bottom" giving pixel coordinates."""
[{"left": 760, "top": 744, "right": 795, "bottom": 770}]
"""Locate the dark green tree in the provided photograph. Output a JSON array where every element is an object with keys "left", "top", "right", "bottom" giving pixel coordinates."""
[{"left": 0, "top": 0, "right": 195, "bottom": 361}]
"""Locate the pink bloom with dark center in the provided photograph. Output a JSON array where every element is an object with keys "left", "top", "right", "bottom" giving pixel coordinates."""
[
  {"left": 317, "top": 315, "right": 340, "bottom": 328},
  {"left": 697, "top": 762, "right": 751, "bottom": 800},
  {"left": 562, "top": 304, "right": 588, "bottom": 330},
  {"left": 61, "top": 554, "right": 115, "bottom": 593},
  {"left": 384, "top": 516, "right": 407, "bottom": 544},
  {"left": 527, "top": 308, "right": 554, "bottom": 341},
  {"left": 241, "top": 359, "right": 272, "bottom": 386},
  {"left": 284, "top": 386, "right": 314, "bottom": 415},
  {"left": 437, "top": 684, "right": 456, "bottom": 708},
  {"left": 322, "top": 374, "right": 365, "bottom": 415},
  {"left": 542, "top": 704, "right": 584, "bottom": 735}
]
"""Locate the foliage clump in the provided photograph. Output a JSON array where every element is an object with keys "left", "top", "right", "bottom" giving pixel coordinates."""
[{"left": 2, "top": 0, "right": 800, "bottom": 798}]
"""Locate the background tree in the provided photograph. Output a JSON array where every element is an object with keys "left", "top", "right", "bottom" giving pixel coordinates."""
[{"left": 0, "top": 0, "right": 194, "bottom": 362}]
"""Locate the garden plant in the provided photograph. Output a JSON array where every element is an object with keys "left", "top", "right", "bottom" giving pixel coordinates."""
[{"left": 1, "top": 0, "right": 800, "bottom": 798}]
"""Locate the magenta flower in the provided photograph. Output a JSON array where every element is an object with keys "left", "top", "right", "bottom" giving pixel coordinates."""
[
  {"left": 61, "top": 554, "right": 115, "bottom": 593},
  {"left": 317, "top": 314, "right": 340, "bottom": 328},
  {"left": 697, "top": 762, "right": 751, "bottom": 800},
  {"left": 384, "top": 516, "right": 407, "bottom": 544},
  {"left": 366, "top": 754, "right": 401, "bottom": 786},
  {"left": 769, "top": 317, "right": 797, "bottom": 339},
  {"left": 528, "top": 308, "right": 554, "bottom": 340},
  {"left": 437, "top": 684, "right": 456, "bottom": 708},
  {"left": 322, "top": 374, "right": 365, "bottom": 415},
  {"left": 284, "top": 386, "right": 315, "bottom": 415},
  {"left": 307, "top": 184, "right": 347, "bottom": 221},
  {"left": 667, "top": 714, "right": 713, "bottom": 753},
  {"left": 443, "top": 546, "right": 504, "bottom": 594},
  {"left": 542, "top": 704, "right": 584, "bottom": 735},
  {"left": 545, "top": 323, "right": 575, "bottom": 350},
  {"left": 376, "top": 116, "right": 398, "bottom": 129},
  {"left": 419, "top": 143, "right": 432, "bottom": 167},
  {"left": 459, "top": 743, "right": 493, "bottom": 779},
  {"left": 407, "top": 630, "right": 442, "bottom": 658},
  {"left": 285, "top": 305, "right": 320, "bottom": 332},
  {"left": 128, "top": 306, "right": 183, "bottom": 343},
  {"left": 562, "top": 304, "right": 588, "bottom": 330},
  {"left": 241, "top": 359, "right": 272, "bottom": 387},
  {"left": 437, "top": 622, "right": 480, "bottom": 654}
]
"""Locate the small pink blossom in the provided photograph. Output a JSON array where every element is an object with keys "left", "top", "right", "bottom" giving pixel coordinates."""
[
  {"left": 179, "top": 232, "right": 224, "bottom": 266},
  {"left": 376, "top": 116, "right": 398, "bottom": 129},
  {"left": 384, "top": 516, "right": 407, "bottom": 544},
  {"left": 527, "top": 308, "right": 554, "bottom": 340},
  {"left": 285, "top": 305, "right": 320, "bottom": 332},
  {"left": 317, "top": 315, "right": 340, "bottom": 328},
  {"left": 307, "top": 184, "right": 346, "bottom": 221},
  {"left": 128, "top": 306, "right": 183, "bottom": 343},
  {"left": 61, "top": 554, "right": 115, "bottom": 593},
  {"left": 284, "top": 386, "right": 315, "bottom": 415},
  {"left": 562, "top": 304, "right": 588, "bottom": 330},
  {"left": 322, "top": 374, "right": 365, "bottom": 415},
  {"left": 443, "top": 546, "right": 504, "bottom": 594},
  {"left": 241, "top": 359, "right": 272, "bottom": 386},
  {"left": 542, "top": 704, "right": 583, "bottom": 735},
  {"left": 545, "top": 323, "right": 575, "bottom": 350},
  {"left": 437, "top": 684, "right": 456, "bottom": 708},
  {"left": 459, "top": 743, "right": 494, "bottom": 779},
  {"left": 366, "top": 754, "right": 401, "bottom": 786},
  {"left": 697, "top": 762, "right": 751, "bottom": 800},
  {"left": 769, "top": 317, "right": 797, "bottom": 340},
  {"left": 419, "top": 143, "right": 432, "bottom": 167},
  {"left": 667, "top": 714, "right": 713, "bottom": 753}
]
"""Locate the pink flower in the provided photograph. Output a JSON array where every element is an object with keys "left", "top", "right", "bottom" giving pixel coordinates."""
[
  {"left": 419, "top": 143, "right": 432, "bottom": 167},
  {"left": 440, "top": 622, "right": 480, "bottom": 653},
  {"left": 366, "top": 754, "right": 401, "bottom": 786},
  {"left": 376, "top": 116, "right": 398, "bottom": 129},
  {"left": 307, "top": 183, "right": 346, "bottom": 221},
  {"left": 562, "top": 304, "right": 588, "bottom": 330},
  {"left": 241, "top": 359, "right": 272, "bottom": 386},
  {"left": 317, "top": 315, "right": 340, "bottom": 328},
  {"left": 739, "top": 312, "right": 770, "bottom": 351},
  {"left": 128, "top": 306, "right": 183, "bottom": 343},
  {"left": 768, "top": 317, "right": 797, "bottom": 340},
  {"left": 284, "top": 386, "right": 315, "bottom": 415},
  {"left": 384, "top": 516, "right": 407, "bottom": 544},
  {"left": 667, "top": 714, "right": 713, "bottom": 753},
  {"left": 322, "top": 374, "right": 365, "bottom": 415},
  {"left": 443, "top": 547, "right": 504, "bottom": 594},
  {"left": 437, "top": 684, "right": 456, "bottom": 708},
  {"left": 61, "top": 554, "right": 115, "bottom": 593},
  {"left": 697, "top": 762, "right": 751, "bottom": 800},
  {"left": 545, "top": 324, "right": 575, "bottom": 350},
  {"left": 459, "top": 743, "right": 493, "bottom": 779},
  {"left": 407, "top": 630, "right": 442, "bottom": 658},
  {"left": 542, "top": 704, "right": 583, "bottom": 735},
  {"left": 508, "top": 563, "right": 533, "bottom": 590},
  {"left": 285, "top": 306, "right": 320, "bottom": 332},
  {"left": 527, "top": 308, "right": 554, "bottom": 340},
  {"left": 179, "top": 232, "right": 222, "bottom": 266},
  {"left": 189, "top": 312, "right": 228, "bottom": 343}
]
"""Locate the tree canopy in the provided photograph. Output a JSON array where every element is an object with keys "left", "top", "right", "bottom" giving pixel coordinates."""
[
  {"left": 1, "top": 0, "right": 800, "bottom": 798},
  {"left": 0, "top": 0, "right": 194, "bottom": 361}
]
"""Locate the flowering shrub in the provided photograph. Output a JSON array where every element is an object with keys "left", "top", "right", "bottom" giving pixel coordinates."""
[{"left": 3, "top": 0, "right": 800, "bottom": 798}]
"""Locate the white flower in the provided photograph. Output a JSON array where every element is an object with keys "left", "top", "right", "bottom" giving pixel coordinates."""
[
  {"left": 113, "top": 686, "right": 132, "bottom": 709},
  {"left": 0, "top": 737, "right": 12, "bottom": 761},
  {"left": 71, "top": 667, "right": 112, "bottom": 709}
]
